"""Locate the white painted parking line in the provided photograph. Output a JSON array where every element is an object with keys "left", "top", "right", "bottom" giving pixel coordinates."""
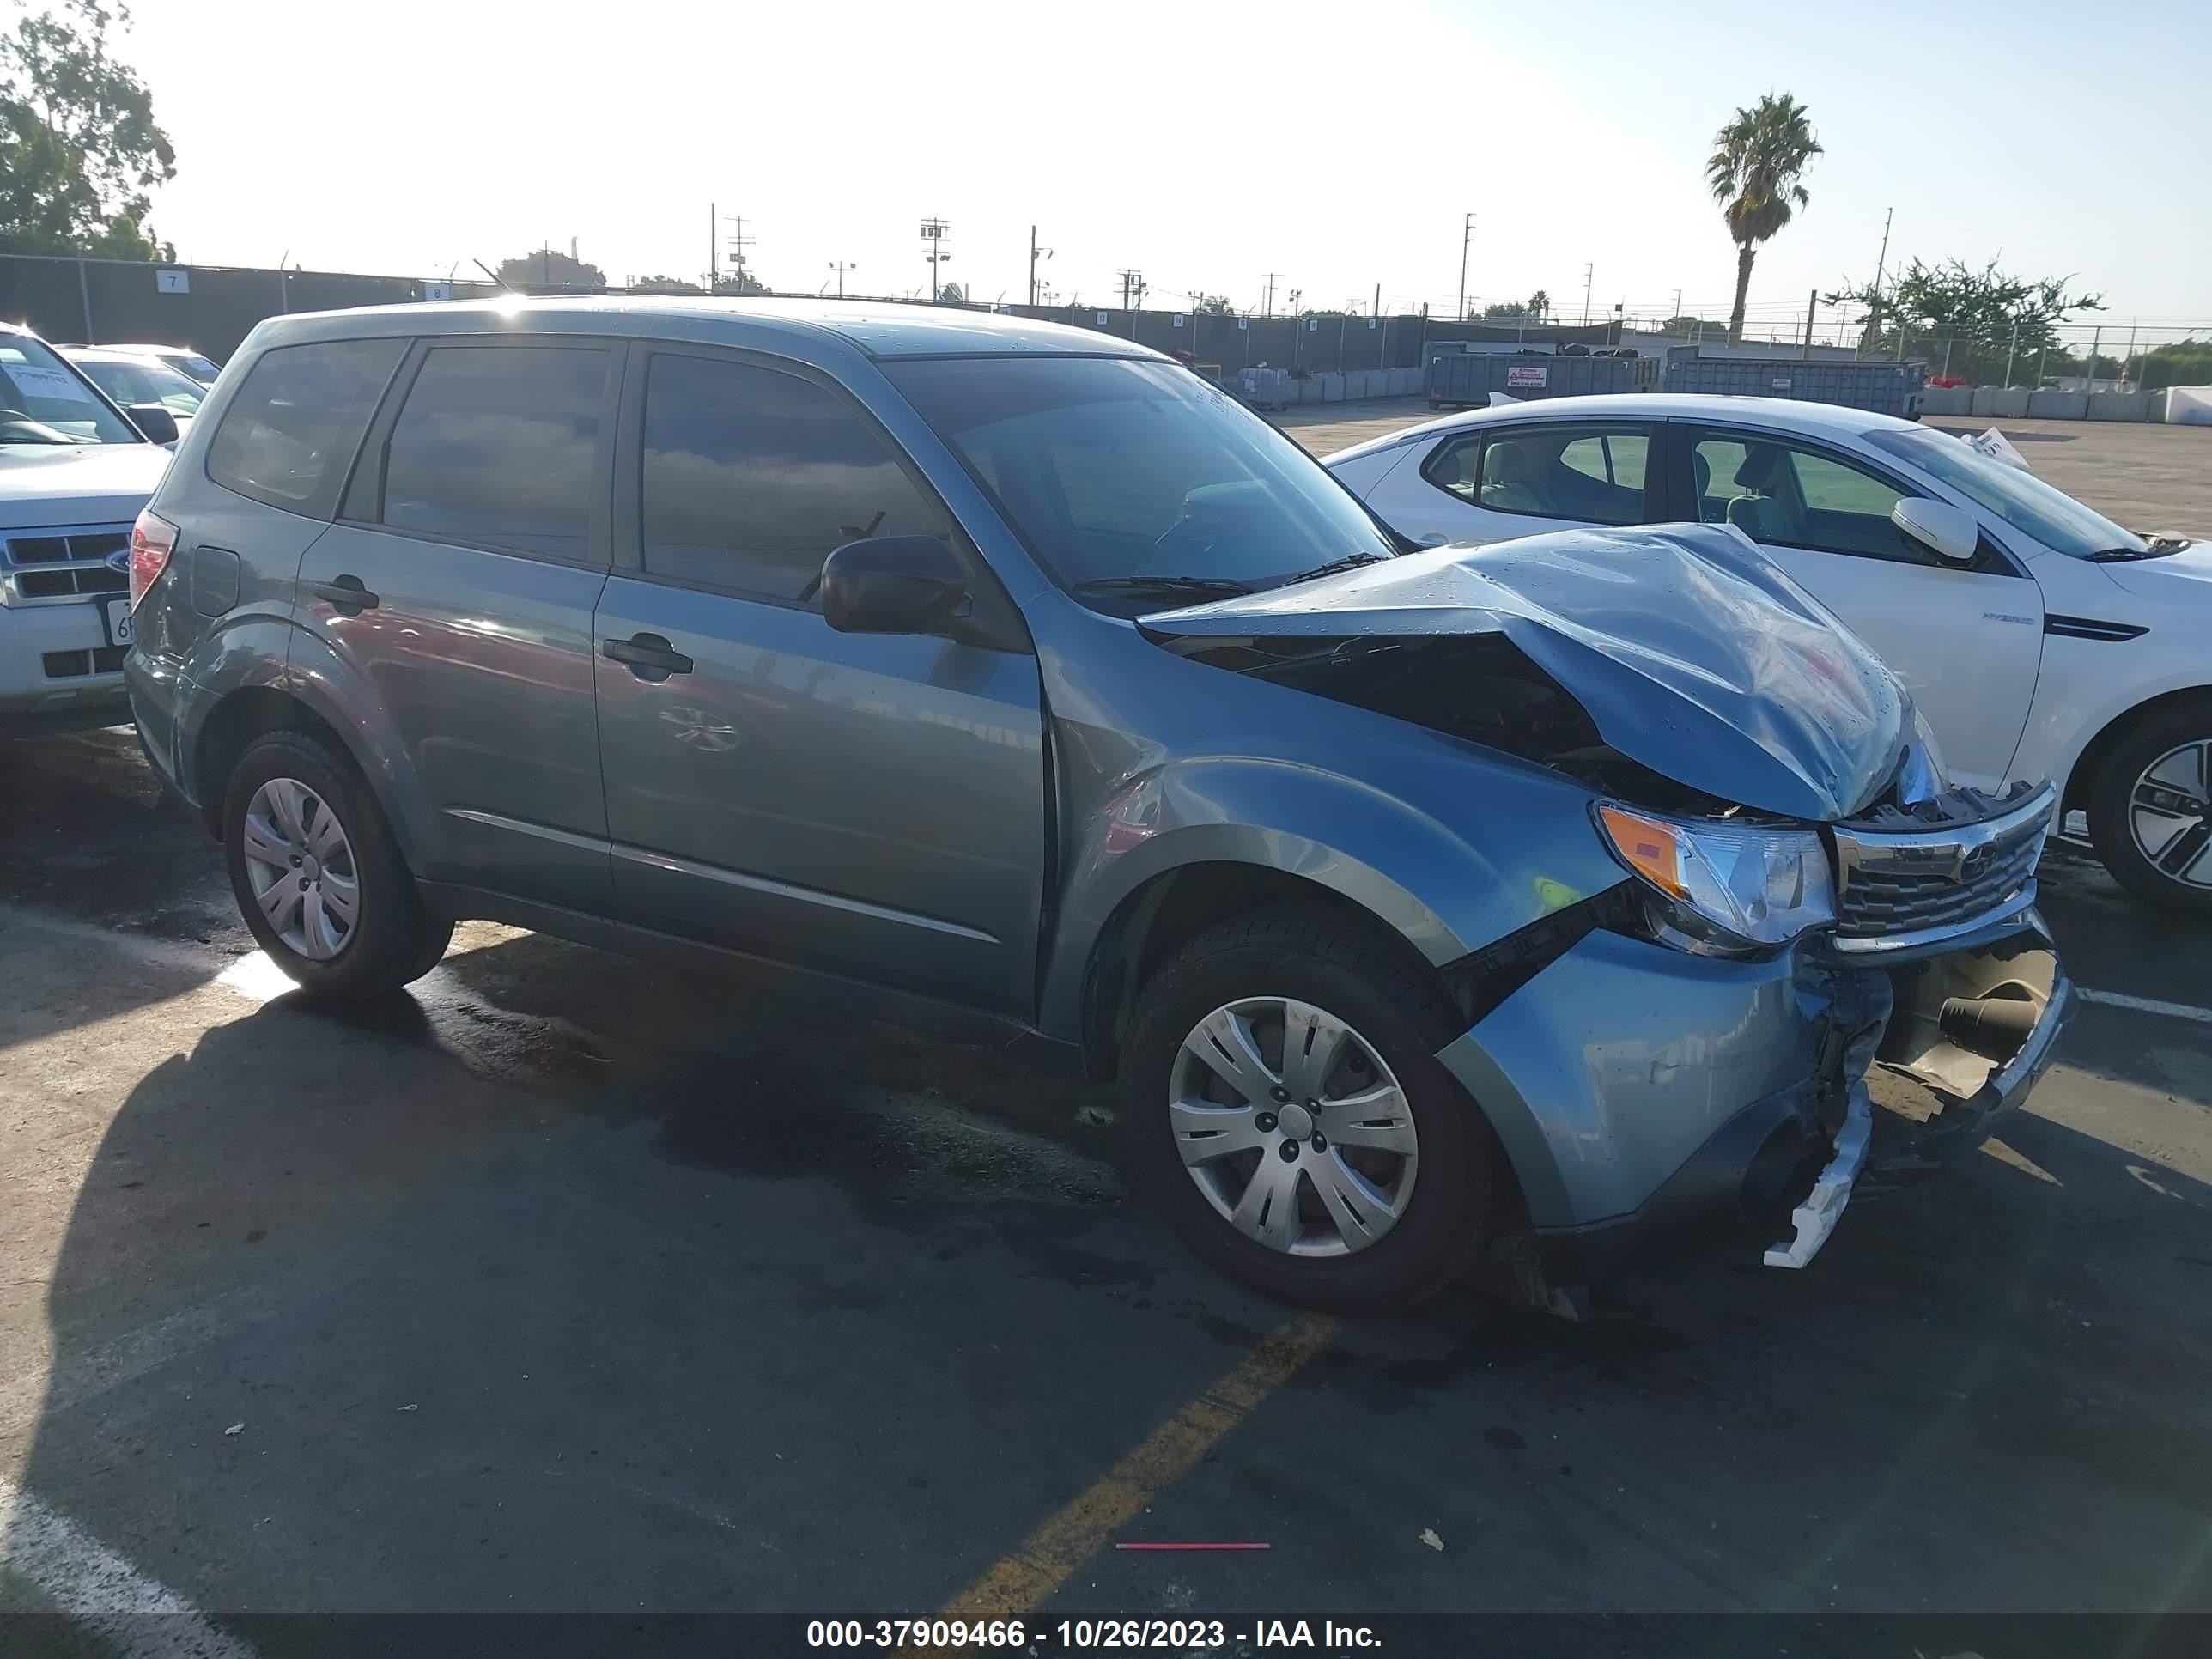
[
  {"left": 2078, "top": 988, "right": 2212, "bottom": 1026},
  {"left": 0, "top": 1475, "right": 252, "bottom": 1658}
]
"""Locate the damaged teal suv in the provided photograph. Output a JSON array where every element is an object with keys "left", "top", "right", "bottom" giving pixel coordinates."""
[{"left": 125, "top": 299, "right": 2071, "bottom": 1308}]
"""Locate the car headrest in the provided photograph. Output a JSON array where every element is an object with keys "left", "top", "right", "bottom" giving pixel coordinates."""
[
  {"left": 1485, "top": 440, "right": 1528, "bottom": 485},
  {"left": 1735, "top": 446, "right": 1784, "bottom": 490}
]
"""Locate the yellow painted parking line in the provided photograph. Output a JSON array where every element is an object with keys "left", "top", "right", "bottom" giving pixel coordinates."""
[{"left": 939, "top": 1313, "right": 1337, "bottom": 1626}]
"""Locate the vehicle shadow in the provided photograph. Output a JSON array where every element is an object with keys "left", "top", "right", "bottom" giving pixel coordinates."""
[{"left": 6, "top": 923, "right": 2211, "bottom": 1620}]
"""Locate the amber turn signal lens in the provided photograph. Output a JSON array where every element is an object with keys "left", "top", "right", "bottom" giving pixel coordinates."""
[{"left": 1596, "top": 804, "right": 1688, "bottom": 901}]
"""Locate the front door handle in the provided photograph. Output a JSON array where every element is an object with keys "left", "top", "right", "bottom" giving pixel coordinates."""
[
  {"left": 307, "top": 574, "right": 379, "bottom": 613},
  {"left": 603, "top": 632, "right": 694, "bottom": 682}
]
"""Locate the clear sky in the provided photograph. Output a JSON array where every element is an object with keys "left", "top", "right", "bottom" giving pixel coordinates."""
[{"left": 127, "top": 0, "right": 2209, "bottom": 339}]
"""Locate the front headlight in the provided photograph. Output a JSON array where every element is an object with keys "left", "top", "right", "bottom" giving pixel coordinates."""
[{"left": 1596, "top": 802, "right": 1835, "bottom": 953}]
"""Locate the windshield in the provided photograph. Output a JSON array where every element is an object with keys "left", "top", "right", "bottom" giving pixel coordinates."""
[
  {"left": 73, "top": 356, "right": 206, "bottom": 417},
  {"left": 883, "top": 356, "right": 1396, "bottom": 611},
  {"left": 0, "top": 338, "right": 142, "bottom": 444},
  {"left": 1869, "top": 428, "right": 2147, "bottom": 557}
]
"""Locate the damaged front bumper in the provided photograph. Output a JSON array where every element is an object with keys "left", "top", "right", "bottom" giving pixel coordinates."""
[
  {"left": 1766, "top": 914, "right": 2072, "bottom": 1267},
  {"left": 1436, "top": 902, "right": 2073, "bottom": 1286}
]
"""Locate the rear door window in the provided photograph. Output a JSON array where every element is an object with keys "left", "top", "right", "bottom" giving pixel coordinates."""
[
  {"left": 1423, "top": 424, "right": 1653, "bottom": 524},
  {"left": 381, "top": 345, "right": 613, "bottom": 560},
  {"left": 206, "top": 338, "right": 406, "bottom": 516}
]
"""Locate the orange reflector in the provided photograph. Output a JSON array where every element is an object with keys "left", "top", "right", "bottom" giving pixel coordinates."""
[{"left": 1597, "top": 804, "right": 1688, "bottom": 900}]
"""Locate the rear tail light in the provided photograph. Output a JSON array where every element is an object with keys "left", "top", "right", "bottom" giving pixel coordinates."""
[{"left": 128, "top": 508, "right": 178, "bottom": 611}]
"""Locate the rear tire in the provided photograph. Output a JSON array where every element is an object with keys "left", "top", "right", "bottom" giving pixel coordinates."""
[
  {"left": 2087, "top": 702, "right": 2212, "bottom": 917},
  {"left": 1123, "top": 904, "right": 1494, "bottom": 1312},
  {"left": 222, "top": 728, "right": 453, "bottom": 998}
]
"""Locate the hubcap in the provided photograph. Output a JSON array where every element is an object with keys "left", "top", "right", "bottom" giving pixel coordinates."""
[
  {"left": 1168, "top": 997, "right": 1418, "bottom": 1259},
  {"left": 2128, "top": 740, "right": 2212, "bottom": 890},
  {"left": 240, "top": 777, "right": 361, "bottom": 960}
]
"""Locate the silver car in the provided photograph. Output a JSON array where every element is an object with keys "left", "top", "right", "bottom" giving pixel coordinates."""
[{"left": 124, "top": 299, "right": 2070, "bottom": 1309}]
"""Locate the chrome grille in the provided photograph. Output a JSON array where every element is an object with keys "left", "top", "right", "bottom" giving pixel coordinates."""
[
  {"left": 1831, "top": 787, "right": 2055, "bottom": 951},
  {"left": 1, "top": 526, "right": 134, "bottom": 606}
]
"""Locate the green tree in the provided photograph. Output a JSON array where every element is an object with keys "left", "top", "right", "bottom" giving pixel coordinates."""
[
  {"left": 1707, "top": 92, "right": 1822, "bottom": 343},
  {"left": 2140, "top": 339, "right": 2212, "bottom": 392},
  {"left": 497, "top": 247, "right": 605, "bottom": 289},
  {"left": 712, "top": 268, "right": 768, "bottom": 295},
  {"left": 1480, "top": 291, "right": 1552, "bottom": 324},
  {"left": 630, "top": 274, "right": 702, "bottom": 294},
  {"left": 1825, "top": 258, "right": 2101, "bottom": 384},
  {"left": 1192, "top": 293, "right": 1235, "bottom": 315},
  {"left": 0, "top": 0, "right": 174, "bottom": 258}
]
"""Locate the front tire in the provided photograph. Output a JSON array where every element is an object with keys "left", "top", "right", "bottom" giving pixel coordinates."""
[
  {"left": 2087, "top": 703, "right": 2212, "bottom": 916},
  {"left": 222, "top": 728, "right": 453, "bottom": 998},
  {"left": 1123, "top": 904, "right": 1495, "bottom": 1312}
]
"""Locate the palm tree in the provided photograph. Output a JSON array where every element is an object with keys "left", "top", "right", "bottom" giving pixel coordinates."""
[{"left": 1707, "top": 94, "right": 1822, "bottom": 343}]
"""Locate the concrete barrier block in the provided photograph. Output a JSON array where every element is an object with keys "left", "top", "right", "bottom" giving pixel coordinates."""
[
  {"left": 1919, "top": 386, "right": 1972, "bottom": 416},
  {"left": 1971, "top": 386, "right": 2031, "bottom": 418},
  {"left": 1318, "top": 374, "right": 1345, "bottom": 402},
  {"left": 1390, "top": 368, "right": 1420, "bottom": 395},
  {"left": 2027, "top": 391, "right": 2089, "bottom": 419},
  {"left": 2087, "top": 392, "right": 2150, "bottom": 422}
]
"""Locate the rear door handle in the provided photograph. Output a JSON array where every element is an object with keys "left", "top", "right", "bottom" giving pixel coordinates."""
[
  {"left": 306, "top": 574, "right": 379, "bottom": 612},
  {"left": 602, "top": 632, "right": 694, "bottom": 682}
]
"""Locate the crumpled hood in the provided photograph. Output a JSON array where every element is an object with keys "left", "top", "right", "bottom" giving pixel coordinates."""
[{"left": 1142, "top": 522, "right": 1911, "bottom": 823}]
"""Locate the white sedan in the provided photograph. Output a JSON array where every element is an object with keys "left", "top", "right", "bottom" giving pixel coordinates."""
[{"left": 1326, "top": 393, "right": 2212, "bottom": 911}]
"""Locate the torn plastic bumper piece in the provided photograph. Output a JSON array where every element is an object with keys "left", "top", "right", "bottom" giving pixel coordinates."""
[
  {"left": 1766, "top": 911, "right": 2074, "bottom": 1269},
  {"left": 1763, "top": 1081, "right": 1871, "bottom": 1268}
]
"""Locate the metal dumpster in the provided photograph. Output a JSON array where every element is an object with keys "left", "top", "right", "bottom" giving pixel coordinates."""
[
  {"left": 1424, "top": 350, "right": 1638, "bottom": 408},
  {"left": 1660, "top": 349, "right": 1925, "bottom": 418}
]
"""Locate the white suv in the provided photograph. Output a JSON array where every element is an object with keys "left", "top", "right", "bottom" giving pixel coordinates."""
[
  {"left": 0, "top": 324, "right": 173, "bottom": 737},
  {"left": 1328, "top": 393, "right": 2212, "bottom": 912}
]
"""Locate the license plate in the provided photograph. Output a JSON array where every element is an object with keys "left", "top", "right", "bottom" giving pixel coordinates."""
[{"left": 105, "top": 598, "right": 135, "bottom": 647}]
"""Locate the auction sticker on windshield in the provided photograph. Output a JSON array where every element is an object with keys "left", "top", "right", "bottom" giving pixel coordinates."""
[{"left": 4, "top": 362, "right": 95, "bottom": 403}]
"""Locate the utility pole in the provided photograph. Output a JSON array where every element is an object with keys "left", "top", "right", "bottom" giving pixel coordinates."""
[
  {"left": 708, "top": 202, "right": 716, "bottom": 294},
  {"left": 1263, "top": 273, "right": 1279, "bottom": 318},
  {"left": 1028, "top": 226, "right": 1053, "bottom": 307},
  {"left": 722, "top": 216, "right": 755, "bottom": 293},
  {"left": 1288, "top": 289, "right": 1303, "bottom": 369},
  {"left": 1802, "top": 289, "right": 1818, "bottom": 353},
  {"left": 919, "top": 219, "right": 951, "bottom": 303},
  {"left": 1863, "top": 206, "right": 1893, "bottom": 352},
  {"left": 1581, "top": 263, "right": 1594, "bottom": 326},
  {"left": 1457, "top": 212, "right": 1474, "bottom": 321},
  {"left": 1116, "top": 269, "right": 1145, "bottom": 312},
  {"left": 2084, "top": 325, "right": 2102, "bottom": 392},
  {"left": 2004, "top": 313, "right": 2021, "bottom": 389},
  {"left": 2124, "top": 319, "right": 2138, "bottom": 388},
  {"left": 1673, "top": 288, "right": 1683, "bottom": 337},
  {"left": 829, "top": 261, "right": 855, "bottom": 299}
]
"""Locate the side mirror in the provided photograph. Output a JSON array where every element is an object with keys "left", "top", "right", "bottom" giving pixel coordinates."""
[
  {"left": 125, "top": 404, "right": 179, "bottom": 446},
  {"left": 1892, "top": 499, "right": 1978, "bottom": 564},
  {"left": 819, "top": 536, "right": 973, "bottom": 635}
]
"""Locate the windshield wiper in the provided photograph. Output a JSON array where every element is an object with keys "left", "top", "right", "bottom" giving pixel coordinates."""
[
  {"left": 1074, "top": 574, "right": 1257, "bottom": 599},
  {"left": 1275, "top": 551, "right": 1389, "bottom": 587}
]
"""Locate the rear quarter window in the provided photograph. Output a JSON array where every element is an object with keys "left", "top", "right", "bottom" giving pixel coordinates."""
[{"left": 205, "top": 338, "right": 406, "bottom": 516}]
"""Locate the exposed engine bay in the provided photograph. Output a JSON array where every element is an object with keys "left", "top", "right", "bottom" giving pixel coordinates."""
[{"left": 1163, "top": 631, "right": 1744, "bottom": 817}]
